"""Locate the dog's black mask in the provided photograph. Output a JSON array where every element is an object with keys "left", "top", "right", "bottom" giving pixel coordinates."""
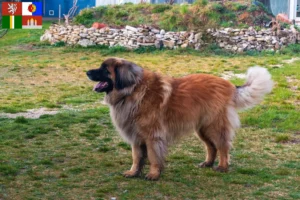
[{"left": 86, "top": 64, "right": 114, "bottom": 93}]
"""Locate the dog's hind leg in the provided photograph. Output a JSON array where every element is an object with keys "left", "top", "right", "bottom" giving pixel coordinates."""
[
  {"left": 196, "top": 130, "right": 217, "bottom": 168},
  {"left": 123, "top": 144, "right": 147, "bottom": 178},
  {"left": 211, "top": 109, "right": 238, "bottom": 172},
  {"left": 212, "top": 106, "right": 240, "bottom": 172},
  {"left": 197, "top": 107, "right": 238, "bottom": 172},
  {"left": 144, "top": 138, "right": 167, "bottom": 181}
]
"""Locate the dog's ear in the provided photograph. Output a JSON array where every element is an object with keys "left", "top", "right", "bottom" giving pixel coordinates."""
[{"left": 114, "top": 60, "right": 143, "bottom": 90}]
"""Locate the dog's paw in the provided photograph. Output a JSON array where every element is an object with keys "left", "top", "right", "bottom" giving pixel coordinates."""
[
  {"left": 145, "top": 172, "right": 160, "bottom": 181},
  {"left": 213, "top": 166, "right": 228, "bottom": 173},
  {"left": 123, "top": 170, "right": 140, "bottom": 178},
  {"left": 198, "top": 161, "right": 214, "bottom": 168}
]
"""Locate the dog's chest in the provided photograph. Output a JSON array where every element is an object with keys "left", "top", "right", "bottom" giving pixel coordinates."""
[{"left": 109, "top": 103, "right": 138, "bottom": 144}]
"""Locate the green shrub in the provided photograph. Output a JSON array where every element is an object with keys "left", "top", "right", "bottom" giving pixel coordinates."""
[
  {"left": 281, "top": 44, "right": 300, "bottom": 55},
  {"left": 94, "top": 6, "right": 108, "bottom": 18},
  {"left": 207, "top": 11, "right": 221, "bottom": 22},
  {"left": 180, "top": 4, "right": 189, "bottom": 15},
  {"left": 134, "top": 46, "right": 158, "bottom": 54},
  {"left": 211, "top": 3, "right": 225, "bottom": 13},
  {"left": 220, "top": 21, "right": 234, "bottom": 27},
  {"left": 152, "top": 4, "right": 172, "bottom": 13},
  {"left": 15, "top": 116, "right": 28, "bottom": 124},
  {"left": 115, "top": 10, "right": 129, "bottom": 18},
  {"left": 53, "top": 41, "right": 65, "bottom": 47},
  {"left": 194, "top": 0, "right": 208, "bottom": 7},
  {"left": 74, "top": 9, "right": 93, "bottom": 25},
  {"left": 230, "top": 2, "right": 248, "bottom": 11},
  {"left": 247, "top": 5, "right": 259, "bottom": 12}
]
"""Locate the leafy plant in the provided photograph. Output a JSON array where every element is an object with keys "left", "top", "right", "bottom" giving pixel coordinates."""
[
  {"left": 152, "top": 4, "right": 172, "bottom": 13},
  {"left": 211, "top": 3, "right": 225, "bottom": 13},
  {"left": 194, "top": 0, "right": 208, "bottom": 7}
]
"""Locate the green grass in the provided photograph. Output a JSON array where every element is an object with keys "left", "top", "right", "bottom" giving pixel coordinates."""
[
  {"left": 0, "top": 21, "right": 300, "bottom": 199},
  {"left": 73, "top": 2, "right": 271, "bottom": 31}
]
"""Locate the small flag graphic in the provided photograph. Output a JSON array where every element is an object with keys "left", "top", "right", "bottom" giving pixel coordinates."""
[
  {"left": 22, "top": 2, "right": 42, "bottom": 16},
  {"left": 2, "top": 2, "right": 22, "bottom": 15},
  {"left": 2, "top": 15, "right": 22, "bottom": 29},
  {"left": 2, "top": 2, "right": 43, "bottom": 29},
  {"left": 22, "top": 16, "right": 42, "bottom": 29}
]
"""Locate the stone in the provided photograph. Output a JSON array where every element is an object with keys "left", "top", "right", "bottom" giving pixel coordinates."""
[
  {"left": 78, "top": 39, "right": 95, "bottom": 47},
  {"left": 280, "top": 37, "right": 287, "bottom": 44},
  {"left": 195, "top": 43, "right": 201, "bottom": 50},
  {"left": 224, "top": 28, "right": 232, "bottom": 32},
  {"left": 219, "top": 30, "right": 228, "bottom": 34},
  {"left": 93, "top": 33, "right": 101, "bottom": 36},
  {"left": 160, "top": 29, "right": 165, "bottom": 35},
  {"left": 155, "top": 34, "right": 163, "bottom": 39},
  {"left": 264, "top": 36, "right": 271, "bottom": 41},
  {"left": 242, "top": 43, "right": 248, "bottom": 49},
  {"left": 248, "top": 36, "right": 256, "bottom": 41},
  {"left": 232, "top": 46, "right": 238, "bottom": 51},
  {"left": 151, "top": 28, "right": 160, "bottom": 34},
  {"left": 219, "top": 43, "right": 225, "bottom": 48},
  {"left": 188, "top": 33, "right": 194, "bottom": 41},
  {"left": 109, "top": 41, "right": 116, "bottom": 47},
  {"left": 96, "top": 38, "right": 104, "bottom": 42},
  {"left": 257, "top": 38, "right": 265, "bottom": 42},
  {"left": 237, "top": 48, "right": 243, "bottom": 53},
  {"left": 80, "top": 33, "right": 88, "bottom": 38},
  {"left": 163, "top": 40, "right": 175, "bottom": 49},
  {"left": 248, "top": 26, "right": 254, "bottom": 31},
  {"left": 224, "top": 45, "right": 230, "bottom": 50},
  {"left": 40, "top": 31, "right": 52, "bottom": 42},
  {"left": 231, "top": 36, "right": 240, "bottom": 40},
  {"left": 194, "top": 33, "right": 202, "bottom": 42},
  {"left": 155, "top": 40, "right": 163, "bottom": 49},
  {"left": 126, "top": 25, "right": 138, "bottom": 32},
  {"left": 137, "top": 36, "right": 144, "bottom": 43},
  {"left": 181, "top": 43, "right": 188, "bottom": 48},
  {"left": 138, "top": 43, "right": 155, "bottom": 47}
]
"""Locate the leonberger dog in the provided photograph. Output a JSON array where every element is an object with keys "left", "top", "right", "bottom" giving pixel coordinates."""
[{"left": 86, "top": 57, "right": 273, "bottom": 180}]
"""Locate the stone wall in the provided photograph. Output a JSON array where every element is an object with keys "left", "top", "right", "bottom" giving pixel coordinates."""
[
  {"left": 41, "top": 24, "right": 300, "bottom": 52},
  {"left": 207, "top": 26, "right": 300, "bottom": 52}
]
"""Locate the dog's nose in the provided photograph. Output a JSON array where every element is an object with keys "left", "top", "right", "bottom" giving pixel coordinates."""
[{"left": 86, "top": 71, "right": 91, "bottom": 76}]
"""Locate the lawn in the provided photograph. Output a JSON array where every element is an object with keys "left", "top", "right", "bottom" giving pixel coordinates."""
[{"left": 0, "top": 22, "right": 300, "bottom": 200}]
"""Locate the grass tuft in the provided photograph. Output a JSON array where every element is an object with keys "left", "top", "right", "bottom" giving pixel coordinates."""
[{"left": 275, "top": 134, "right": 290, "bottom": 143}]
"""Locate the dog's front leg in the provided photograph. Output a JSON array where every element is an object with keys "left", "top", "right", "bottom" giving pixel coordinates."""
[
  {"left": 123, "top": 144, "right": 146, "bottom": 178},
  {"left": 145, "top": 139, "right": 167, "bottom": 181}
]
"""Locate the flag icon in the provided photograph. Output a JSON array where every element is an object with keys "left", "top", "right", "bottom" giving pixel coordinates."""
[
  {"left": 2, "top": 2, "right": 22, "bottom": 15},
  {"left": 2, "top": 2, "right": 43, "bottom": 29},
  {"left": 22, "top": 2, "right": 42, "bottom": 16},
  {"left": 2, "top": 15, "right": 22, "bottom": 29},
  {"left": 22, "top": 16, "right": 42, "bottom": 29}
]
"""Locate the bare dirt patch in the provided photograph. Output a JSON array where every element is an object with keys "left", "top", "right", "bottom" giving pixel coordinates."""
[
  {"left": 282, "top": 57, "right": 300, "bottom": 64},
  {"left": 286, "top": 76, "right": 299, "bottom": 92},
  {"left": 0, "top": 108, "right": 59, "bottom": 119},
  {"left": 221, "top": 71, "right": 246, "bottom": 80}
]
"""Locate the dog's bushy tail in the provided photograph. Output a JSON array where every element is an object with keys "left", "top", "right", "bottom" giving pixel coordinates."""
[{"left": 234, "top": 66, "right": 273, "bottom": 110}]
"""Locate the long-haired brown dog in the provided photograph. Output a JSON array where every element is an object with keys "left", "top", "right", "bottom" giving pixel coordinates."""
[{"left": 86, "top": 58, "right": 273, "bottom": 180}]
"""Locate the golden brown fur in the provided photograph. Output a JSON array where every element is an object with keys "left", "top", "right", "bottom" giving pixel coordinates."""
[{"left": 87, "top": 58, "right": 273, "bottom": 180}]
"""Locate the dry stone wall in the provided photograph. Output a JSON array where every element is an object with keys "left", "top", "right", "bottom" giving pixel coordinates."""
[{"left": 40, "top": 24, "right": 300, "bottom": 52}]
